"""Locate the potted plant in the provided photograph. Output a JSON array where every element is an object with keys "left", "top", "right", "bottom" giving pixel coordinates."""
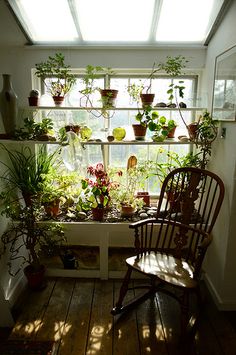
[
  {"left": 133, "top": 106, "right": 160, "bottom": 140},
  {"left": 80, "top": 65, "right": 118, "bottom": 109},
  {"left": 190, "top": 110, "right": 218, "bottom": 168},
  {"left": 109, "top": 156, "right": 144, "bottom": 217},
  {"left": 157, "top": 55, "right": 188, "bottom": 107},
  {"left": 0, "top": 144, "right": 65, "bottom": 288},
  {"left": 127, "top": 81, "right": 144, "bottom": 106},
  {"left": 14, "top": 117, "right": 56, "bottom": 141},
  {"left": 140, "top": 108, "right": 169, "bottom": 142},
  {"left": 165, "top": 119, "right": 178, "bottom": 138},
  {"left": 80, "top": 163, "right": 119, "bottom": 221},
  {"left": 28, "top": 89, "right": 40, "bottom": 106},
  {"left": 127, "top": 56, "right": 188, "bottom": 109},
  {"left": 35, "top": 52, "right": 76, "bottom": 106},
  {"left": 42, "top": 170, "right": 81, "bottom": 218}
]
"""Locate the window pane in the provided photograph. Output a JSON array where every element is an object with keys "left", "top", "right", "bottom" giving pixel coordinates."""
[
  {"left": 156, "top": 0, "right": 216, "bottom": 43},
  {"left": 13, "top": 0, "right": 78, "bottom": 42},
  {"left": 75, "top": 0, "right": 155, "bottom": 41}
]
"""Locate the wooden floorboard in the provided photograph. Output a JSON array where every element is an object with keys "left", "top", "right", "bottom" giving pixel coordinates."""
[
  {"left": 86, "top": 279, "right": 113, "bottom": 354},
  {"left": 9, "top": 278, "right": 56, "bottom": 340},
  {"left": 134, "top": 281, "right": 168, "bottom": 355},
  {"left": 113, "top": 280, "right": 140, "bottom": 355},
  {"left": 57, "top": 279, "right": 95, "bottom": 355},
  {"left": 5, "top": 277, "right": 236, "bottom": 355}
]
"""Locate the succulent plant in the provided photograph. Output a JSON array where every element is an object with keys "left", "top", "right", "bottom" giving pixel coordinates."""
[{"left": 29, "top": 89, "right": 40, "bottom": 97}]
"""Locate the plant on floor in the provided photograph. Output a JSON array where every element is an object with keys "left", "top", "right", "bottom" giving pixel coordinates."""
[
  {"left": 0, "top": 204, "right": 65, "bottom": 278},
  {"left": 35, "top": 52, "right": 76, "bottom": 105},
  {"left": 0, "top": 144, "right": 65, "bottom": 285}
]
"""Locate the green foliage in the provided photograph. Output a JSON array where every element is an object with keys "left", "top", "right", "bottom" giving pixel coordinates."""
[
  {"left": 136, "top": 106, "right": 176, "bottom": 141},
  {"left": 197, "top": 110, "right": 218, "bottom": 142},
  {"left": 35, "top": 52, "right": 76, "bottom": 97},
  {"left": 108, "top": 165, "right": 145, "bottom": 210},
  {"left": 158, "top": 55, "right": 188, "bottom": 77},
  {"left": 0, "top": 144, "right": 60, "bottom": 205},
  {"left": 135, "top": 106, "right": 161, "bottom": 127},
  {"left": 149, "top": 148, "right": 203, "bottom": 184},
  {"left": 80, "top": 65, "right": 114, "bottom": 96},
  {"left": 127, "top": 81, "right": 144, "bottom": 103},
  {"left": 14, "top": 117, "right": 55, "bottom": 140},
  {"left": 0, "top": 145, "right": 65, "bottom": 274},
  {"left": 80, "top": 65, "right": 104, "bottom": 95},
  {"left": 0, "top": 204, "right": 65, "bottom": 275}
]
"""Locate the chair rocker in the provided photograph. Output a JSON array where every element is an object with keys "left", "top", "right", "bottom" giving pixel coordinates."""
[{"left": 111, "top": 167, "right": 225, "bottom": 333}]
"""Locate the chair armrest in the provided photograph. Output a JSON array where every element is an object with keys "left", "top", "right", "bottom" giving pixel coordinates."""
[{"left": 129, "top": 218, "right": 156, "bottom": 229}]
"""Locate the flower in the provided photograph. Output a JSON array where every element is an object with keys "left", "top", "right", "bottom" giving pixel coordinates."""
[{"left": 81, "top": 163, "right": 121, "bottom": 209}]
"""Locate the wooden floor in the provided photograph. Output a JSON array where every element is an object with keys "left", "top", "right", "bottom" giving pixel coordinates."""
[{"left": 6, "top": 277, "right": 236, "bottom": 355}]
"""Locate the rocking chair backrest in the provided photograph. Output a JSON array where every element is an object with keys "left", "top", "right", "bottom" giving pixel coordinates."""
[{"left": 157, "top": 167, "right": 225, "bottom": 234}]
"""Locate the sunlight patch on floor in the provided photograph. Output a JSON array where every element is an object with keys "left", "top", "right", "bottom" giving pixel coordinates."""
[
  {"left": 142, "top": 324, "right": 165, "bottom": 341},
  {"left": 54, "top": 322, "right": 72, "bottom": 341},
  {"left": 12, "top": 319, "right": 42, "bottom": 335}
]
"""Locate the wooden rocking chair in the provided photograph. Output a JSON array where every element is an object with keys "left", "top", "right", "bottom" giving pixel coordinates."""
[{"left": 111, "top": 167, "right": 225, "bottom": 334}]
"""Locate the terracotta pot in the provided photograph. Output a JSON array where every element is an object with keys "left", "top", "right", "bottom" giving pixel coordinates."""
[
  {"left": 44, "top": 199, "right": 60, "bottom": 217},
  {"left": 53, "top": 96, "right": 64, "bottom": 106},
  {"left": 132, "top": 124, "right": 147, "bottom": 141},
  {"left": 100, "top": 89, "right": 118, "bottom": 108},
  {"left": 167, "top": 126, "right": 177, "bottom": 138},
  {"left": 166, "top": 190, "right": 181, "bottom": 212},
  {"left": 136, "top": 192, "right": 150, "bottom": 207},
  {"left": 92, "top": 207, "right": 104, "bottom": 221},
  {"left": 140, "top": 93, "right": 155, "bottom": 108},
  {"left": 24, "top": 264, "right": 46, "bottom": 290},
  {"left": 121, "top": 205, "right": 135, "bottom": 218},
  {"left": 188, "top": 123, "right": 199, "bottom": 139},
  {"left": 28, "top": 96, "right": 39, "bottom": 106}
]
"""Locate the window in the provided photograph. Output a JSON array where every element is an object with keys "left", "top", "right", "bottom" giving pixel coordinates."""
[{"left": 37, "top": 69, "right": 198, "bottom": 195}]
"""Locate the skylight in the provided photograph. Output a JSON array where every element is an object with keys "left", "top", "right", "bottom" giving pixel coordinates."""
[
  {"left": 75, "top": 0, "right": 155, "bottom": 41},
  {"left": 7, "top": 0, "right": 226, "bottom": 45}
]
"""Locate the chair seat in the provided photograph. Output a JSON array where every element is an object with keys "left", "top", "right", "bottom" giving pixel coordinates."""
[{"left": 126, "top": 251, "right": 197, "bottom": 288}]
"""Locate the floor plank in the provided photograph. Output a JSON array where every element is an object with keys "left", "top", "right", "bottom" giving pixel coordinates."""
[
  {"left": 35, "top": 278, "right": 75, "bottom": 342},
  {"left": 86, "top": 279, "right": 113, "bottom": 354},
  {"left": 134, "top": 281, "right": 168, "bottom": 355},
  {"left": 57, "top": 279, "right": 95, "bottom": 355},
  {"left": 9, "top": 279, "right": 56, "bottom": 340},
  {"left": 112, "top": 280, "right": 140, "bottom": 355},
  {"left": 204, "top": 297, "right": 236, "bottom": 355},
  {"left": 155, "top": 290, "right": 183, "bottom": 355}
]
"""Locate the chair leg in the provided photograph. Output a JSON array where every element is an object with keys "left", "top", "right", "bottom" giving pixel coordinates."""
[{"left": 111, "top": 266, "right": 132, "bottom": 315}]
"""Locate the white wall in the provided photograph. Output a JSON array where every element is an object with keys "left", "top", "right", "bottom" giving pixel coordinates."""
[{"left": 202, "top": 0, "right": 236, "bottom": 309}]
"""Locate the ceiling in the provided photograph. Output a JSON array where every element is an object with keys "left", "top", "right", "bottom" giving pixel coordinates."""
[{"left": 6, "top": 0, "right": 231, "bottom": 47}]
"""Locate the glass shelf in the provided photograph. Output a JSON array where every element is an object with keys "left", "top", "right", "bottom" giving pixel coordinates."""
[
  {"left": 25, "top": 106, "right": 206, "bottom": 112},
  {"left": 0, "top": 139, "right": 192, "bottom": 145}
]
